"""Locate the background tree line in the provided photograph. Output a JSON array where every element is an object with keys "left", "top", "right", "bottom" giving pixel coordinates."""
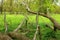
[{"left": 0, "top": 0, "right": 60, "bottom": 14}]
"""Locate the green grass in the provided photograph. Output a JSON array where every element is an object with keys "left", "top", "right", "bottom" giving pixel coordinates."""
[{"left": 0, "top": 14, "right": 60, "bottom": 40}]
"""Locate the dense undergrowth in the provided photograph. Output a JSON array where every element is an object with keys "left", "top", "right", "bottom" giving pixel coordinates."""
[{"left": 0, "top": 14, "right": 60, "bottom": 40}]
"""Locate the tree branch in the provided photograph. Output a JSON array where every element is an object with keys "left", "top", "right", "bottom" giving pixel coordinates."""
[
  {"left": 13, "top": 18, "right": 25, "bottom": 32},
  {"left": 26, "top": 8, "right": 60, "bottom": 30},
  {"left": 22, "top": 2, "right": 60, "bottom": 30},
  {"left": 33, "top": 25, "right": 39, "bottom": 40},
  {"left": 46, "top": 24, "right": 54, "bottom": 30}
]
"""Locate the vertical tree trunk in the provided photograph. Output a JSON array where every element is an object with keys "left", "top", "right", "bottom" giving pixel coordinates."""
[
  {"left": 33, "top": 12, "right": 39, "bottom": 40},
  {"left": 38, "top": 25, "right": 41, "bottom": 40},
  {"left": 10, "top": 0, "right": 13, "bottom": 14},
  {"left": 25, "top": 14, "right": 28, "bottom": 28},
  {"left": 25, "top": 19, "right": 28, "bottom": 28},
  {"left": 36, "top": 13, "right": 39, "bottom": 27},
  {"left": 0, "top": 0, "right": 3, "bottom": 14},
  {"left": 4, "top": 10, "right": 8, "bottom": 33}
]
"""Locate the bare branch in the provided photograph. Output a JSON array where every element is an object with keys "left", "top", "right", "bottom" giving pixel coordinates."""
[
  {"left": 22, "top": 1, "right": 37, "bottom": 14},
  {"left": 22, "top": 0, "right": 30, "bottom": 11},
  {"left": 46, "top": 24, "right": 54, "bottom": 30},
  {"left": 22, "top": 0, "right": 60, "bottom": 30},
  {"left": 13, "top": 18, "right": 25, "bottom": 32},
  {"left": 33, "top": 25, "right": 39, "bottom": 40}
]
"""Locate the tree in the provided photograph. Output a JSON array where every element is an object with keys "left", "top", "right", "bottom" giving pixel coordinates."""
[
  {"left": 22, "top": 0, "right": 60, "bottom": 30},
  {"left": 0, "top": 0, "right": 3, "bottom": 14},
  {"left": 4, "top": 9, "right": 8, "bottom": 33}
]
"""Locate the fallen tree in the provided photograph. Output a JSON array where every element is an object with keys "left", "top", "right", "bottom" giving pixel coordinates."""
[
  {"left": 26, "top": 9, "right": 60, "bottom": 30},
  {"left": 21, "top": 1, "right": 60, "bottom": 30},
  {"left": 0, "top": 33, "right": 13, "bottom": 40},
  {"left": 8, "top": 32, "right": 30, "bottom": 40},
  {"left": 0, "top": 32, "right": 30, "bottom": 40}
]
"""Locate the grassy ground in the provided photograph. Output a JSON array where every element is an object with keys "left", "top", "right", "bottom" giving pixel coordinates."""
[{"left": 0, "top": 14, "right": 60, "bottom": 40}]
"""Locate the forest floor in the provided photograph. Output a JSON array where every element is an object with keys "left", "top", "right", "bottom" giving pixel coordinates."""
[{"left": 0, "top": 14, "right": 60, "bottom": 40}]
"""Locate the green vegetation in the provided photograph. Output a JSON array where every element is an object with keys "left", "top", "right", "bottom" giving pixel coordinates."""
[
  {"left": 0, "top": 14, "right": 60, "bottom": 40},
  {"left": 0, "top": 0, "right": 60, "bottom": 40}
]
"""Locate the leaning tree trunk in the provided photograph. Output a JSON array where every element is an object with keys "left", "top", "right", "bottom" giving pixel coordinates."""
[
  {"left": 26, "top": 10, "right": 60, "bottom": 30},
  {"left": 33, "top": 25, "right": 39, "bottom": 40},
  {"left": 39, "top": 14, "right": 60, "bottom": 30},
  {"left": 22, "top": 0, "right": 60, "bottom": 30},
  {"left": 13, "top": 18, "right": 25, "bottom": 32}
]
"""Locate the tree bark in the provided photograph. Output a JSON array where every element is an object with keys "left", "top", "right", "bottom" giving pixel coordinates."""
[
  {"left": 38, "top": 25, "right": 41, "bottom": 40},
  {"left": 33, "top": 25, "right": 39, "bottom": 40},
  {"left": 26, "top": 9, "right": 60, "bottom": 30},
  {"left": 0, "top": 0, "right": 3, "bottom": 14},
  {"left": 46, "top": 24, "right": 54, "bottom": 30},
  {"left": 10, "top": 0, "right": 13, "bottom": 14},
  {"left": 8, "top": 32, "right": 30, "bottom": 40},
  {"left": 33, "top": 12, "right": 40, "bottom": 40},
  {"left": 4, "top": 11, "right": 8, "bottom": 33},
  {"left": 13, "top": 18, "right": 25, "bottom": 32}
]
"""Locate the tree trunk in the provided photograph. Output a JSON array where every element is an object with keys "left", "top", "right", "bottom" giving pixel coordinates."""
[
  {"left": 33, "top": 25, "right": 39, "bottom": 40},
  {"left": 26, "top": 10, "right": 60, "bottom": 30},
  {"left": 22, "top": 0, "right": 60, "bottom": 30},
  {"left": 8, "top": 32, "right": 30, "bottom": 40},
  {"left": 38, "top": 25, "right": 41, "bottom": 40},
  {"left": 10, "top": 0, "right": 13, "bottom": 14},
  {"left": 13, "top": 18, "right": 25, "bottom": 32},
  {"left": 0, "top": 0, "right": 3, "bottom": 14},
  {"left": 33, "top": 12, "right": 39, "bottom": 40},
  {"left": 39, "top": 14, "right": 60, "bottom": 30},
  {"left": 4, "top": 11, "right": 8, "bottom": 33}
]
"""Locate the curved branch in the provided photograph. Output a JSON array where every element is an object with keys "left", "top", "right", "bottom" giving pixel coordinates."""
[
  {"left": 22, "top": 1, "right": 60, "bottom": 30},
  {"left": 27, "top": 9, "right": 60, "bottom": 30}
]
